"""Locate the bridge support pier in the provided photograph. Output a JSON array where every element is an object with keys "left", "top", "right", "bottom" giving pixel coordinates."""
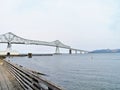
[
  {"left": 6, "top": 42, "right": 12, "bottom": 55},
  {"left": 7, "top": 42, "right": 12, "bottom": 50},
  {"left": 69, "top": 49, "right": 72, "bottom": 54},
  {"left": 55, "top": 46, "right": 60, "bottom": 54}
]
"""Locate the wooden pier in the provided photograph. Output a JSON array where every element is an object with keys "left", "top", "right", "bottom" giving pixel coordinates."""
[
  {"left": 0, "top": 57, "right": 63, "bottom": 90},
  {"left": 0, "top": 59, "right": 23, "bottom": 90}
]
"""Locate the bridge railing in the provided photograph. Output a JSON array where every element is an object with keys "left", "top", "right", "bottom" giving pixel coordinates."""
[{"left": 2, "top": 59, "right": 63, "bottom": 90}]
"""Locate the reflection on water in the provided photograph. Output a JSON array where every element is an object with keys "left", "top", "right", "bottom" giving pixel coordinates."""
[{"left": 9, "top": 53, "right": 120, "bottom": 90}]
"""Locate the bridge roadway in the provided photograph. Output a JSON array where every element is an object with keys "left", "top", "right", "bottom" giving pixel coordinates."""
[
  {"left": 0, "top": 59, "right": 23, "bottom": 90},
  {"left": 0, "top": 32, "right": 88, "bottom": 54}
]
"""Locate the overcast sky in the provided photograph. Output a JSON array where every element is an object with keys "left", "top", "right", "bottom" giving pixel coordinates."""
[{"left": 0, "top": 0, "right": 120, "bottom": 52}]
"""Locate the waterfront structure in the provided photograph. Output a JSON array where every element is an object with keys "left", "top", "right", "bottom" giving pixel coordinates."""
[
  {"left": 0, "top": 57, "right": 63, "bottom": 90},
  {"left": 0, "top": 32, "right": 88, "bottom": 55}
]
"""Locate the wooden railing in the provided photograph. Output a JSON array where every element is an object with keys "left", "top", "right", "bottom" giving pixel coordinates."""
[{"left": 2, "top": 59, "right": 63, "bottom": 90}]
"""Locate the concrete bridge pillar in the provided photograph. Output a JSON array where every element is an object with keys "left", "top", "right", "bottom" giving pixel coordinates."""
[
  {"left": 69, "top": 49, "right": 72, "bottom": 54},
  {"left": 55, "top": 46, "right": 60, "bottom": 54},
  {"left": 7, "top": 42, "right": 12, "bottom": 52}
]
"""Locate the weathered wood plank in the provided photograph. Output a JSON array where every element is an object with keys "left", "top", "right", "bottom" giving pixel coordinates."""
[
  {"left": 0, "top": 59, "right": 23, "bottom": 90},
  {"left": 1, "top": 58, "right": 63, "bottom": 90},
  {"left": 0, "top": 61, "right": 9, "bottom": 90}
]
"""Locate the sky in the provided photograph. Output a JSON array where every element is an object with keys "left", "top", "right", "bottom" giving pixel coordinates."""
[{"left": 0, "top": 0, "right": 120, "bottom": 52}]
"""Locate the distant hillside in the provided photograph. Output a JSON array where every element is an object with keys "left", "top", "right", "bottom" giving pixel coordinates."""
[{"left": 90, "top": 49, "right": 120, "bottom": 53}]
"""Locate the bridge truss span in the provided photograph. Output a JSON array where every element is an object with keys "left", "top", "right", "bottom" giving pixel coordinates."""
[
  {"left": 0, "top": 32, "right": 88, "bottom": 54},
  {"left": 0, "top": 32, "right": 70, "bottom": 48}
]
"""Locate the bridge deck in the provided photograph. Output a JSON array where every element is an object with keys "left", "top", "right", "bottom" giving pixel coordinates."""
[{"left": 0, "top": 60, "right": 23, "bottom": 90}]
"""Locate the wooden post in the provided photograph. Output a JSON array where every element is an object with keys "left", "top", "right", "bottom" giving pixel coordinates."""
[
  {"left": 7, "top": 52, "right": 10, "bottom": 56},
  {"left": 48, "top": 87, "right": 53, "bottom": 90},
  {"left": 28, "top": 53, "right": 32, "bottom": 58}
]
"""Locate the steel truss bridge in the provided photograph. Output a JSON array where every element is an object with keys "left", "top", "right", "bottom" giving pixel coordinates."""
[{"left": 0, "top": 32, "right": 88, "bottom": 54}]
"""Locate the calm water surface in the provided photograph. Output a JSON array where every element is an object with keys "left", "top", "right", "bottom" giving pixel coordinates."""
[{"left": 9, "top": 53, "right": 120, "bottom": 90}]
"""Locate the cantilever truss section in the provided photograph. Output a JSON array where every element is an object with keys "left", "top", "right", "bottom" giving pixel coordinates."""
[{"left": 0, "top": 32, "right": 71, "bottom": 49}]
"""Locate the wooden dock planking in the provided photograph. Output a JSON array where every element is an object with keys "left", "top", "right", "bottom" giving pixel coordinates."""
[
  {"left": 0, "top": 60, "right": 23, "bottom": 90},
  {"left": 0, "top": 58, "right": 63, "bottom": 90}
]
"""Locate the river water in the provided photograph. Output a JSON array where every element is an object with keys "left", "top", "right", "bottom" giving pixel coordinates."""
[{"left": 9, "top": 53, "right": 120, "bottom": 90}]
